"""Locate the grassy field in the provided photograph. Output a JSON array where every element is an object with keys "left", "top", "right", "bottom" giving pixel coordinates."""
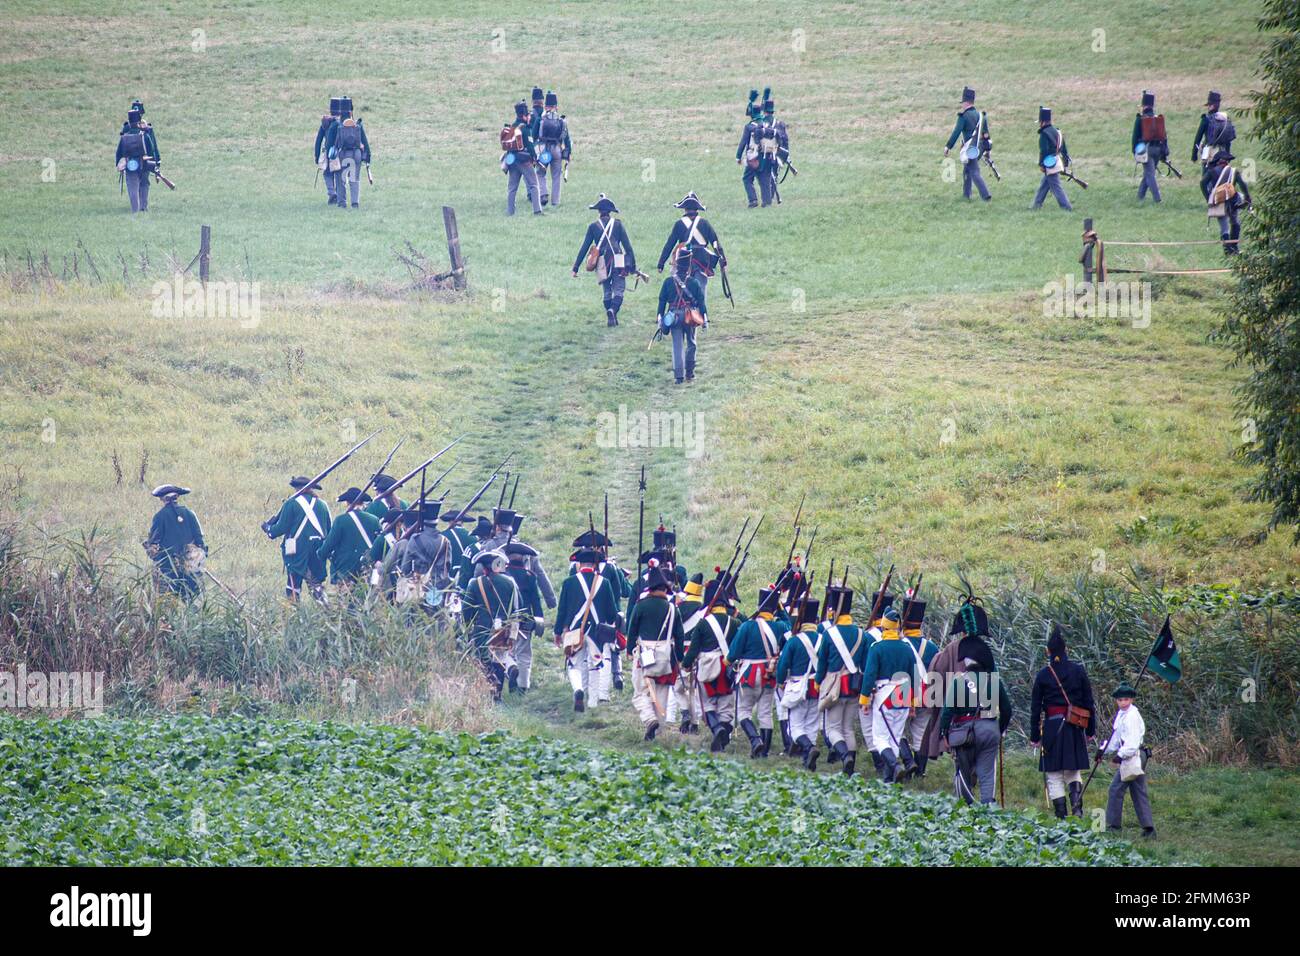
[{"left": 1, "top": 0, "right": 1296, "bottom": 866}]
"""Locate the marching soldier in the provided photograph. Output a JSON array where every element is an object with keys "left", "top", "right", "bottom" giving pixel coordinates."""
[
  {"left": 314, "top": 103, "right": 340, "bottom": 205},
  {"left": 1101, "top": 682, "right": 1156, "bottom": 838},
  {"left": 144, "top": 484, "right": 206, "bottom": 598},
  {"left": 554, "top": 544, "right": 618, "bottom": 712},
  {"left": 939, "top": 655, "right": 1013, "bottom": 805},
  {"left": 815, "top": 581, "right": 868, "bottom": 774},
  {"left": 572, "top": 194, "right": 637, "bottom": 327},
  {"left": 396, "top": 501, "right": 453, "bottom": 609},
  {"left": 1193, "top": 90, "right": 1235, "bottom": 184},
  {"left": 326, "top": 106, "right": 371, "bottom": 210},
  {"left": 439, "top": 506, "right": 476, "bottom": 586},
  {"left": 502, "top": 100, "right": 543, "bottom": 216},
  {"left": 626, "top": 566, "right": 686, "bottom": 740},
  {"left": 503, "top": 541, "right": 545, "bottom": 694},
  {"left": 1032, "top": 106, "right": 1073, "bottom": 211},
  {"left": 899, "top": 597, "right": 938, "bottom": 779},
  {"left": 457, "top": 508, "right": 556, "bottom": 610},
  {"left": 1205, "top": 150, "right": 1251, "bottom": 256},
  {"left": 729, "top": 586, "right": 790, "bottom": 757},
  {"left": 533, "top": 90, "right": 571, "bottom": 208},
  {"left": 627, "top": 526, "right": 687, "bottom": 617},
  {"left": 460, "top": 549, "right": 521, "bottom": 700},
  {"left": 680, "top": 574, "right": 740, "bottom": 752},
  {"left": 1131, "top": 90, "right": 1166, "bottom": 203},
  {"left": 670, "top": 572, "right": 705, "bottom": 734},
  {"left": 656, "top": 192, "right": 727, "bottom": 295},
  {"left": 368, "top": 507, "right": 407, "bottom": 597},
  {"left": 115, "top": 107, "right": 157, "bottom": 213},
  {"left": 736, "top": 89, "right": 768, "bottom": 208},
  {"left": 859, "top": 605, "right": 918, "bottom": 783},
  {"left": 364, "top": 474, "right": 408, "bottom": 521},
  {"left": 656, "top": 247, "right": 708, "bottom": 385},
  {"left": 759, "top": 97, "right": 790, "bottom": 205},
  {"left": 1029, "top": 626, "right": 1096, "bottom": 819},
  {"left": 262, "top": 476, "right": 332, "bottom": 601},
  {"left": 776, "top": 595, "right": 822, "bottom": 769},
  {"left": 570, "top": 529, "right": 632, "bottom": 695},
  {"left": 316, "top": 487, "right": 382, "bottom": 585},
  {"left": 944, "top": 86, "right": 991, "bottom": 201}
]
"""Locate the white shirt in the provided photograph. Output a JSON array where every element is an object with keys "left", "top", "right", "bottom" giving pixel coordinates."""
[{"left": 1104, "top": 704, "right": 1145, "bottom": 759}]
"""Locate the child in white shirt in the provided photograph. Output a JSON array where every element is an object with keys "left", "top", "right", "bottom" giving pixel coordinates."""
[{"left": 1102, "top": 682, "right": 1155, "bottom": 838}]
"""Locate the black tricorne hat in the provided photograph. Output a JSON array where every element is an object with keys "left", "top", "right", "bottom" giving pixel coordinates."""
[
  {"left": 151, "top": 484, "right": 190, "bottom": 498},
  {"left": 572, "top": 530, "right": 612, "bottom": 549},
  {"left": 372, "top": 473, "right": 398, "bottom": 493},
  {"left": 289, "top": 475, "right": 323, "bottom": 490},
  {"left": 673, "top": 192, "right": 705, "bottom": 211},
  {"left": 471, "top": 515, "right": 494, "bottom": 538},
  {"left": 1141, "top": 90, "right": 1155, "bottom": 109},
  {"left": 1211, "top": 149, "right": 1234, "bottom": 164},
  {"left": 337, "top": 487, "right": 373, "bottom": 504},
  {"left": 703, "top": 575, "right": 731, "bottom": 606},
  {"left": 638, "top": 548, "right": 673, "bottom": 567},
  {"left": 571, "top": 546, "right": 603, "bottom": 564},
  {"left": 589, "top": 193, "right": 619, "bottom": 214},
  {"left": 504, "top": 541, "right": 538, "bottom": 560},
  {"left": 474, "top": 548, "right": 506, "bottom": 570},
  {"left": 645, "top": 566, "right": 674, "bottom": 591},
  {"left": 1038, "top": 105, "right": 1052, "bottom": 125},
  {"left": 544, "top": 90, "right": 557, "bottom": 107},
  {"left": 439, "top": 506, "right": 466, "bottom": 523}
]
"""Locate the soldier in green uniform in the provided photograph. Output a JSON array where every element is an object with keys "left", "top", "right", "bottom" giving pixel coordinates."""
[
  {"left": 681, "top": 575, "right": 740, "bottom": 753},
  {"left": 144, "top": 484, "right": 206, "bottom": 598},
  {"left": 815, "top": 582, "right": 868, "bottom": 774},
  {"left": 460, "top": 549, "right": 521, "bottom": 700},
  {"left": 670, "top": 572, "right": 705, "bottom": 734},
  {"left": 439, "top": 506, "right": 476, "bottom": 591},
  {"left": 503, "top": 541, "right": 545, "bottom": 694},
  {"left": 364, "top": 474, "right": 408, "bottom": 522},
  {"left": 944, "top": 86, "right": 992, "bottom": 201},
  {"left": 554, "top": 545, "right": 619, "bottom": 712},
  {"left": 262, "top": 476, "right": 333, "bottom": 601},
  {"left": 1032, "top": 105, "right": 1073, "bottom": 211},
  {"left": 626, "top": 566, "right": 686, "bottom": 740},
  {"left": 503, "top": 100, "right": 543, "bottom": 216},
  {"left": 570, "top": 529, "right": 632, "bottom": 697},
  {"left": 317, "top": 487, "right": 382, "bottom": 585}
]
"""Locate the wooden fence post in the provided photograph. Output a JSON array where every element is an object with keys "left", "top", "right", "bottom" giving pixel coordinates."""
[
  {"left": 442, "top": 206, "right": 466, "bottom": 290},
  {"left": 199, "top": 225, "right": 211, "bottom": 286}
]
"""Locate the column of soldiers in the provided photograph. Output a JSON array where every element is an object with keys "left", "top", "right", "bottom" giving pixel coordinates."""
[{"left": 312, "top": 96, "right": 373, "bottom": 209}]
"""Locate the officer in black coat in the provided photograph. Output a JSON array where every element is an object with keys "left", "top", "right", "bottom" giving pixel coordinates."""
[
  {"left": 145, "top": 484, "right": 207, "bottom": 598},
  {"left": 1029, "top": 626, "right": 1096, "bottom": 819}
]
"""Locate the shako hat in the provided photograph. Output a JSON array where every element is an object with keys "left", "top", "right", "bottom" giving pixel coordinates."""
[
  {"left": 1141, "top": 90, "right": 1155, "bottom": 109},
  {"left": 652, "top": 527, "right": 676, "bottom": 549},
  {"left": 1205, "top": 89, "right": 1221, "bottom": 109},
  {"left": 962, "top": 86, "right": 976, "bottom": 104},
  {"left": 799, "top": 595, "right": 820, "bottom": 622},
  {"left": 823, "top": 584, "right": 853, "bottom": 617},
  {"left": 531, "top": 86, "right": 544, "bottom": 102},
  {"left": 515, "top": 100, "right": 528, "bottom": 117},
  {"left": 492, "top": 507, "right": 516, "bottom": 528},
  {"left": 1038, "top": 105, "right": 1052, "bottom": 124},
  {"left": 903, "top": 598, "right": 926, "bottom": 626},
  {"left": 544, "top": 90, "right": 557, "bottom": 107},
  {"left": 950, "top": 597, "right": 990, "bottom": 638}
]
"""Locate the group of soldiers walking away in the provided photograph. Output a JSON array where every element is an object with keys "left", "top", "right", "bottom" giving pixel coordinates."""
[
  {"left": 941, "top": 85, "right": 1251, "bottom": 253},
  {"left": 499, "top": 87, "right": 572, "bottom": 216},
  {"left": 144, "top": 470, "right": 1159, "bottom": 835},
  {"left": 313, "top": 96, "right": 373, "bottom": 209},
  {"left": 735, "top": 88, "right": 794, "bottom": 208}
]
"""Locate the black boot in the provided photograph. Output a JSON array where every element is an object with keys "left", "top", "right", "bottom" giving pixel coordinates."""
[
  {"left": 715, "top": 722, "right": 733, "bottom": 753},
  {"left": 832, "top": 740, "right": 849, "bottom": 766},
  {"left": 606, "top": 308, "right": 618, "bottom": 327},
  {"left": 843, "top": 750, "right": 857, "bottom": 775},
  {"left": 826, "top": 734, "right": 842, "bottom": 764},
  {"left": 1069, "top": 781, "right": 1084, "bottom": 819},
  {"left": 705, "top": 712, "right": 727, "bottom": 752},
  {"left": 899, "top": 739, "right": 916, "bottom": 778},
  {"left": 800, "top": 737, "right": 820, "bottom": 771},
  {"left": 870, "top": 750, "right": 885, "bottom": 779},
  {"left": 644, "top": 720, "right": 659, "bottom": 741},
  {"left": 1052, "top": 797, "right": 1068, "bottom": 820},
  {"left": 779, "top": 720, "right": 793, "bottom": 755},
  {"left": 573, "top": 689, "right": 585, "bottom": 712},
  {"left": 760, "top": 728, "right": 773, "bottom": 758},
  {"left": 679, "top": 717, "right": 692, "bottom": 735},
  {"left": 507, "top": 666, "right": 520, "bottom": 694},
  {"left": 881, "top": 749, "right": 900, "bottom": 784},
  {"left": 741, "top": 719, "right": 763, "bottom": 758},
  {"left": 913, "top": 753, "right": 928, "bottom": 779}
]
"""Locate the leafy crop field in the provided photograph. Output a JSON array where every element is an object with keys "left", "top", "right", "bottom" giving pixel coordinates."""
[{"left": 0, "top": 716, "right": 1143, "bottom": 866}]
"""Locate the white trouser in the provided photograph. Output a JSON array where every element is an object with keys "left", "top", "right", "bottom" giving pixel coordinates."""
[
  {"left": 632, "top": 660, "right": 671, "bottom": 725},
  {"left": 867, "top": 701, "right": 910, "bottom": 754},
  {"left": 671, "top": 672, "right": 700, "bottom": 724},
  {"left": 565, "top": 641, "right": 594, "bottom": 705},
  {"left": 589, "top": 640, "right": 611, "bottom": 702},
  {"left": 1046, "top": 769, "right": 1083, "bottom": 799},
  {"left": 787, "top": 697, "right": 820, "bottom": 742},
  {"left": 822, "top": 698, "right": 857, "bottom": 749},
  {"left": 774, "top": 685, "right": 789, "bottom": 722},
  {"left": 905, "top": 708, "right": 933, "bottom": 749},
  {"left": 513, "top": 632, "right": 532, "bottom": 689},
  {"left": 737, "top": 683, "right": 775, "bottom": 729}
]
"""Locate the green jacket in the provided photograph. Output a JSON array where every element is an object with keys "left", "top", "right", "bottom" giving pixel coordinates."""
[
  {"left": 553, "top": 568, "right": 618, "bottom": 638},
  {"left": 264, "top": 494, "right": 333, "bottom": 577},
  {"left": 365, "top": 496, "right": 408, "bottom": 522},
  {"left": 625, "top": 593, "right": 685, "bottom": 659},
  {"left": 461, "top": 570, "right": 520, "bottom": 648},
  {"left": 681, "top": 609, "right": 738, "bottom": 666},
  {"left": 946, "top": 106, "right": 987, "bottom": 150},
  {"left": 317, "top": 507, "right": 382, "bottom": 582}
]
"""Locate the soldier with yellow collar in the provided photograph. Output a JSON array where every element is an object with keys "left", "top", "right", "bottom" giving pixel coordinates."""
[
  {"left": 681, "top": 574, "right": 740, "bottom": 752},
  {"left": 729, "top": 585, "right": 791, "bottom": 758},
  {"left": 815, "top": 582, "right": 868, "bottom": 774},
  {"left": 859, "top": 605, "right": 918, "bottom": 783},
  {"left": 899, "top": 598, "right": 938, "bottom": 779},
  {"left": 669, "top": 572, "right": 706, "bottom": 735}
]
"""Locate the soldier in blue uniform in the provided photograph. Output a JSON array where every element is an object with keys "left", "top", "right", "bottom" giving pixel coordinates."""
[
  {"left": 776, "top": 595, "right": 822, "bottom": 769},
  {"left": 144, "top": 484, "right": 206, "bottom": 598},
  {"left": 1032, "top": 106, "right": 1073, "bottom": 211},
  {"left": 681, "top": 575, "right": 741, "bottom": 753},
  {"left": 1204, "top": 150, "right": 1251, "bottom": 256},
  {"left": 736, "top": 88, "right": 769, "bottom": 208},
  {"left": 859, "top": 605, "right": 920, "bottom": 783},
  {"left": 730, "top": 586, "right": 790, "bottom": 757},
  {"left": 503, "top": 541, "right": 545, "bottom": 694},
  {"left": 533, "top": 90, "right": 571, "bottom": 208},
  {"left": 115, "top": 108, "right": 156, "bottom": 213},
  {"left": 656, "top": 193, "right": 727, "bottom": 296},
  {"left": 1029, "top": 626, "right": 1096, "bottom": 819},
  {"left": 554, "top": 544, "right": 619, "bottom": 712},
  {"left": 944, "top": 86, "right": 991, "bottom": 201},
  {"left": 899, "top": 598, "right": 938, "bottom": 779},
  {"left": 1192, "top": 90, "right": 1235, "bottom": 182},
  {"left": 1131, "top": 90, "right": 1166, "bottom": 203},
  {"left": 815, "top": 582, "right": 868, "bottom": 774},
  {"left": 572, "top": 194, "right": 636, "bottom": 327}
]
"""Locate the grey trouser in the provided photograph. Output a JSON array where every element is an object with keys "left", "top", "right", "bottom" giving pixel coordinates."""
[
  {"left": 737, "top": 683, "right": 775, "bottom": 729},
  {"left": 601, "top": 272, "right": 626, "bottom": 314},
  {"left": 1106, "top": 769, "right": 1154, "bottom": 829},
  {"left": 1138, "top": 160, "right": 1162, "bottom": 202},
  {"left": 321, "top": 162, "right": 337, "bottom": 201},
  {"left": 963, "top": 159, "right": 991, "bottom": 200},
  {"left": 338, "top": 149, "right": 364, "bottom": 205},
  {"left": 513, "top": 631, "right": 533, "bottom": 689},
  {"left": 632, "top": 660, "right": 670, "bottom": 725},
  {"left": 1216, "top": 207, "right": 1240, "bottom": 240},
  {"left": 671, "top": 672, "right": 700, "bottom": 723},
  {"left": 539, "top": 146, "right": 563, "bottom": 205},
  {"left": 701, "top": 689, "right": 734, "bottom": 724},
  {"left": 822, "top": 698, "right": 857, "bottom": 750},
  {"left": 1033, "top": 173, "right": 1072, "bottom": 210},
  {"left": 787, "top": 697, "right": 819, "bottom": 741},
  {"left": 670, "top": 323, "right": 696, "bottom": 381},
  {"left": 507, "top": 160, "right": 542, "bottom": 215},
  {"left": 953, "top": 718, "right": 1000, "bottom": 804},
  {"left": 742, "top": 163, "right": 773, "bottom": 206},
  {"left": 125, "top": 169, "right": 150, "bottom": 212}
]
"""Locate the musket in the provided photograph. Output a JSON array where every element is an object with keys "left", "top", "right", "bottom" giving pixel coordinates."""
[
  {"left": 152, "top": 169, "right": 177, "bottom": 190},
  {"left": 314, "top": 164, "right": 320, "bottom": 188},
  {"left": 1060, "top": 169, "right": 1090, "bottom": 189},
  {"left": 636, "top": 466, "right": 646, "bottom": 579},
  {"left": 352, "top": 436, "right": 407, "bottom": 510},
  {"left": 366, "top": 162, "right": 374, "bottom": 186},
  {"left": 730, "top": 513, "right": 765, "bottom": 598},
  {"left": 496, "top": 472, "right": 510, "bottom": 510},
  {"left": 603, "top": 492, "right": 610, "bottom": 555},
  {"left": 867, "top": 564, "right": 896, "bottom": 623},
  {"left": 695, "top": 516, "right": 751, "bottom": 623},
  {"left": 897, "top": 573, "right": 924, "bottom": 638},
  {"left": 380, "top": 436, "right": 465, "bottom": 497},
  {"left": 201, "top": 567, "right": 245, "bottom": 609},
  {"left": 562, "top": 158, "right": 569, "bottom": 182},
  {"left": 1161, "top": 158, "right": 1183, "bottom": 179},
  {"left": 982, "top": 147, "right": 1002, "bottom": 181},
  {"left": 508, "top": 473, "right": 520, "bottom": 509},
  {"left": 262, "top": 429, "right": 380, "bottom": 526},
  {"left": 446, "top": 451, "right": 515, "bottom": 523}
]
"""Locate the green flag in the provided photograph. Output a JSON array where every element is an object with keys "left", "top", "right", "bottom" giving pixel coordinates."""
[{"left": 1146, "top": 615, "right": 1181, "bottom": 683}]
